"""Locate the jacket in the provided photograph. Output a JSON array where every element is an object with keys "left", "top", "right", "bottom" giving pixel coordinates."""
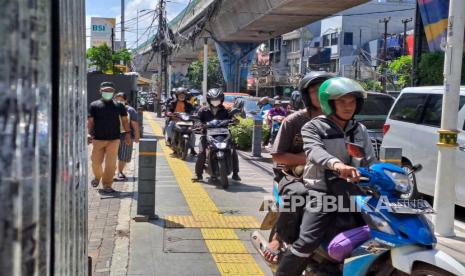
[
  {"left": 168, "top": 100, "right": 194, "bottom": 114},
  {"left": 301, "top": 115, "right": 376, "bottom": 192}
]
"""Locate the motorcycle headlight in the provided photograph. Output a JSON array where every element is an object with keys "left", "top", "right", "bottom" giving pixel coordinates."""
[
  {"left": 215, "top": 142, "right": 227, "bottom": 149},
  {"left": 384, "top": 170, "right": 411, "bottom": 194},
  {"left": 368, "top": 213, "right": 395, "bottom": 235}
]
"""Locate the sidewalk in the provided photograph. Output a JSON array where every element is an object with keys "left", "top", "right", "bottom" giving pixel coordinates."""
[{"left": 87, "top": 144, "right": 137, "bottom": 276}]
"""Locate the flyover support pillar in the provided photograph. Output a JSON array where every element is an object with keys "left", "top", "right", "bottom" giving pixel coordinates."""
[
  {"left": 203, "top": 37, "right": 208, "bottom": 104},
  {"left": 215, "top": 42, "right": 258, "bottom": 92}
]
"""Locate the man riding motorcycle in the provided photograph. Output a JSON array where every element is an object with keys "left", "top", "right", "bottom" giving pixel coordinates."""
[
  {"left": 165, "top": 87, "right": 197, "bottom": 156},
  {"left": 263, "top": 71, "right": 333, "bottom": 264},
  {"left": 192, "top": 88, "right": 241, "bottom": 182},
  {"left": 275, "top": 77, "right": 376, "bottom": 276}
]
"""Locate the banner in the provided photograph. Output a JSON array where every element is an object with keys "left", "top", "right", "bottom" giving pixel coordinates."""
[{"left": 90, "top": 17, "right": 116, "bottom": 47}]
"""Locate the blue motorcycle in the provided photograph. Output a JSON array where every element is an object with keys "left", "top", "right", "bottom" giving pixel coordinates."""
[{"left": 252, "top": 161, "right": 465, "bottom": 275}]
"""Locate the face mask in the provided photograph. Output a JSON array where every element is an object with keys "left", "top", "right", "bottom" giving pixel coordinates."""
[
  {"left": 211, "top": 100, "right": 221, "bottom": 107},
  {"left": 102, "top": 92, "right": 114, "bottom": 101}
]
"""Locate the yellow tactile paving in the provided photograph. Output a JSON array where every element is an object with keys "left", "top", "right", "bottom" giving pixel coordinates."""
[
  {"left": 164, "top": 215, "right": 260, "bottom": 228},
  {"left": 201, "top": 229, "right": 238, "bottom": 240},
  {"left": 205, "top": 240, "right": 248, "bottom": 253},
  {"left": 146, "top": 114, "right": 264, "bottom": 275}
]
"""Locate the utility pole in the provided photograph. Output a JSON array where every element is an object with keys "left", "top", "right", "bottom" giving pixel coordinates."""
[
  {"left": 402, "top": 18, "right": 412, "bottom": 55},
  {"left": 433, "top": 0, "right": 465, "bottom": 236},
  {"left": 203, "top": 37, "right": 208, "bottom": 105},
  {"left": 156, "top": 0, "right": 165, "bottom": 116},
  {"left": 121, "top": 0, "right": 125, "bottom": 50},
  {"left": 111, "top": 27, "right": 115, "bottom": 74},
  {"left": 379, "top": 17, "right": 390, "bottom": 92}
]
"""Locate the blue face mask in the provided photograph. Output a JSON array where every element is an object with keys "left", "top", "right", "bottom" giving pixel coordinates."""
[{"left": 102, "top": 92, "right": 114, "bottom": 101}]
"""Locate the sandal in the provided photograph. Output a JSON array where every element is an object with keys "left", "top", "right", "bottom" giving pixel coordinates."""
[{"left": 263, "top": 246, "right": 281, "bottom": 264}]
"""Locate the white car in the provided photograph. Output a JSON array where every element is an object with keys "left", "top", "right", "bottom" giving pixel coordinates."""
[{"left": 381, "top": 86, "right": 465, "bottom": 207}]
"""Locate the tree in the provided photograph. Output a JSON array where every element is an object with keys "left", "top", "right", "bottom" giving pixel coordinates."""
[
  {"left": 388, "top": 55, "right": 412, "bottom": 89},
  {"left": 417, "top": 52, "right": 465, "bottom": 86},
  {"left": 186, "top": 55, "right": 225, "bottom": 89},
  {"left": 87, "top": 44, "right": 113, "bottom": 72},
  {"left": 113, "top": 48, "right": 132, "bottom": 65},
  {"left": 86, "top": 45, "right": 133, "bottom": 74}
]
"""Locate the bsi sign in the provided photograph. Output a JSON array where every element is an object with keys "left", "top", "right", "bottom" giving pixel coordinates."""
[{"left": 90, "top": 17, "right": 116, "bottom": 47}]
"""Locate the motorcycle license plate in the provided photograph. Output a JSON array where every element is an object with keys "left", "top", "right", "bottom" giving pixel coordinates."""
[
  {"left": 177, "top": 121, "right": 193, "bottom": 126},
  {"left": 207, "top": 128, "right": 229, "bottom": 136},
  {"left": 388, "top": 199, "right": 435, "bottom": 214}
]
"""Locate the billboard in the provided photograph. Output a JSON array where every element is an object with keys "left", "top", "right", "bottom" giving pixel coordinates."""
[{"left": 90, "top": 17, "right": 116, "bottom": 47}]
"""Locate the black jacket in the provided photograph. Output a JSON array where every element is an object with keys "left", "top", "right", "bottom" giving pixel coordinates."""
[{"left": 197, "top": 105, "right": 231, "bottom": 124}]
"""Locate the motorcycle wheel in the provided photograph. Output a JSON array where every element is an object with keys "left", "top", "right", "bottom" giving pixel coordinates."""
[
  {"left": 218, "top": 159, "right": 229, "bottom": 189},
  {"left": 181, "top": 138, "right": 189, "bottom": 160},
  {"left": 409, "top": 263, "right": 454, "bottom": 276}
]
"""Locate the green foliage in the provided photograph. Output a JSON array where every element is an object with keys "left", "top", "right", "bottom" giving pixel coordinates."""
[
  {"left": 358, "top": 79, "right": 383, "bottom": 92},
  {"left": 230, "top": 118, "right": 270, "bottom": 150},
  {"left": 388, "top": 55, "right": 412, "bottom": 89},
  {"left": 418, "top": 52, "right": 445, "bottom": 85},
  {"left": 417, "top": 52, "right": 465, "bottom": 85},
  {"left": 87, "top": 44, "right": 113, "bottom": 72},
  {"left": 113, "top": 48, "right": 132, "bottom": 64},
  {"left": 86, "top": 45, "right": 132, "bottom": 74},
  {"left": 186, "top": 55, "right": 225, "bottom": 89}
]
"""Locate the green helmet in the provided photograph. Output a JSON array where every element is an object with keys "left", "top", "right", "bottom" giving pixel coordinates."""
[{"left": 318, "top": 77, "right": 367, "bottom": 116}]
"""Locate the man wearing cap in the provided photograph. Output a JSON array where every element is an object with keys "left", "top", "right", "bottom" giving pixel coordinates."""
[{"left": 88, "top": 82, "right": 131, "bottom": 194}]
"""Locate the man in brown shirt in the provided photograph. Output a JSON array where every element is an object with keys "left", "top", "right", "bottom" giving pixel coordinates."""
[{"left": 262, "top": 72, "right": 333, "bottom": 266}]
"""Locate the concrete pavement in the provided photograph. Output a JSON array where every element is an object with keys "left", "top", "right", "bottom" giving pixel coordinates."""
[{"left": 92, "top": 111, "right": 465, "bottom": 276}]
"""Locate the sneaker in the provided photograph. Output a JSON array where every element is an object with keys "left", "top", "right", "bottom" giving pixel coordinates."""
[
  {"left": 191, "top": 174, "right": 203, "bottom": 182},
  {"left": 101, "top": 188, "right": 116, "bottom": 194},
  {"left": 232, "top": 173, "right": 241, "bottom": 181},
  {"left": 91, "top": 179, "right": 99, "bottom": 187}
]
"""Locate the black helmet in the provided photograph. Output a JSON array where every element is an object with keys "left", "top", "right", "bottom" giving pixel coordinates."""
[
  {"left": 176, "top": 87, "right": 188, "bottom": 95},
  {"left": 206, "top": 88, "right": 224, "bottom": 104},
  {"left": 299, "top": 71, "right": 334, "bottom": 110},
  {"left": 290, "top": 90, "right": 302, "bottom": 109}
]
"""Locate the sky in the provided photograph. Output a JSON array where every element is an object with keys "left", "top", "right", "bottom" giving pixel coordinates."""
[{"left": 86, "top": 0, "right": 191, "bottom": 49}]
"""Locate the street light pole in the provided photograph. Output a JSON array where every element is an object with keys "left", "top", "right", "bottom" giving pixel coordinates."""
[
  {"left": 136, "top": 8, "right": 139, "bottom": 50},
  {"left": 433, "top": 0, "right": 465, "bottom": 236}
]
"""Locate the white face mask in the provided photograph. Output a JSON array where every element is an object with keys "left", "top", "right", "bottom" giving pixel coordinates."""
[{"left": 210, "top": 100, "right": 221, "bottom": 107}]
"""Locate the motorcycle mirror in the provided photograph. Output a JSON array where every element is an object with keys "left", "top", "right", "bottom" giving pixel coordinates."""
[
  {"left": 411, "top": 164, "right": 423, "bottom": 173},
  {"left": 229, "top": 108, "right": 241, "bottom": 116},
  {"left": 346, "top": 142, "right": 366, "bottom": 159}
]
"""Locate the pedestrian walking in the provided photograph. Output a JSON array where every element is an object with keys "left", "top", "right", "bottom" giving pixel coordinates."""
[
  {"left": 114, "top": 92, "right": 140, "bottom": 180},
  {"left": 88, "top": 82, "right": 131, "bottom": 194}
]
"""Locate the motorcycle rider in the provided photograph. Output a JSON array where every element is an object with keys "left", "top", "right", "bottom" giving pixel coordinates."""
[
  {"left": 275, "top": 77, "right": 376, "bottom": 276},
  {"left": 192, "top": 88, "right": 241, "bottom": 182},
  {"left": 263, "top": 71, "right": 333, "bottom": 264},
  {"left": 165, "top": 87, "right": 197, "bottom": 156}
]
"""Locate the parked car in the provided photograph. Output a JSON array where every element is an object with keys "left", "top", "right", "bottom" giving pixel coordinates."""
[
  {"left": 381, "top": 86, "right": 465, "bottom": 206},
  {"left": 224, "top": 92, "right": 250, "bottom": 110},
  {"left": 234, "top": 97, "right": 260, "bottom": 118},
  {"left": 355, "top": 92, "right": 395, "bottom": 158}
]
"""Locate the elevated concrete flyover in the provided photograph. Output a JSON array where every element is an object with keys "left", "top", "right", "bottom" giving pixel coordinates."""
[
  {"left": 205, "top": 0, "right": 369, "bottom": 42},
  {"left": 136, "top": 0, "right": 370, "bottom": 90}
]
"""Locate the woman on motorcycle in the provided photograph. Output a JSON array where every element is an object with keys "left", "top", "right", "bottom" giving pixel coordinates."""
[
  {"left": 165, "top": 87, "right": 196, "bottom": 156},
  {"left": 263, "top": 71, "right": 334, "bottom": 264},
  {"left": 275, "top": 77, "right": 376, "bottom": 276}
]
